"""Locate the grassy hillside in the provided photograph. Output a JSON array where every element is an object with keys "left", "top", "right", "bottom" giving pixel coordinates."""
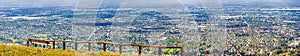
[{"left": 0, "top": 44, "right": 119, "bottom": 56}]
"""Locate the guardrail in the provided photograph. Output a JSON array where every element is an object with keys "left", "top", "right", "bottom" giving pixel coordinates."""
[{"left": 26, "top": 38, "right": 184, "bottom": 56}]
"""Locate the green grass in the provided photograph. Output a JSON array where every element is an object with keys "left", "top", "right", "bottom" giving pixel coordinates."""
[{"left": 0, "top": 44, "right": 120, "bottom": 56}]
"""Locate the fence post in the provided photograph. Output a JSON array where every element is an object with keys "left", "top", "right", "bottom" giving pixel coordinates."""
[
  {"left": 181, "top": 46, "right": 184, "bottom": 56},
  {"left": 88, "top": 42, "right": 91, "bottom": 51},
  {"left": 138, "top": 43, "right": 142, "bottom": 56},
  {"left": 63, "top": 40, "right": 66, "bottom": 50},
  {"left": 43, "top": 45, "right": 45, "bottom": 48},
  {"left": 158, "top": 44, "right": 162, "bottom": 56},
  {"left": 26, "top": 40, "right": 30, "bottom": 46},
  {"left": 34, "top": 44, "right": 37, "bottom": 47},
  {"left": 52, "top": 40, "right": 55, "bottom": 49},
  {"left": 103, "top": 40, "right": 107, "bottom": 52},
  {"left": 119, "top": 42, "right": 122, "bottom": 54},
  {"left": 75, "top": 42, "right": 78, "bottom": 50}
]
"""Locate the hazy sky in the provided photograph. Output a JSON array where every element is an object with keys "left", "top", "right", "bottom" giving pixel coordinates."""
[
  {"left": 0, "top": 0, "right": 76, "bottom": 7},
  {"left": 0, "top": 0, "right": 298, "bottom": 7}
]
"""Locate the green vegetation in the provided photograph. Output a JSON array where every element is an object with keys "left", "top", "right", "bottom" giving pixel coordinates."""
[
  {"left": 165, "top": 38, "right": 182, "bottom": 43},
  {"left": 164, "top": 48, "right": 181, "bottom": 54}
]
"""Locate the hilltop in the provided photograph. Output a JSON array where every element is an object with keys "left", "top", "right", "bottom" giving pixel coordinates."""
[{"left": 0, "top": 44, "right": 119, "bottom": 56}]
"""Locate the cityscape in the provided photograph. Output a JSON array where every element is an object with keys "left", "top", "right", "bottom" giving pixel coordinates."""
[{"left": 0, "top": 0, "right": 300, "bottom": 56}]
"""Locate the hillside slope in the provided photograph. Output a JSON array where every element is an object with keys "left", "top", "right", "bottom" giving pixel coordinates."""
[{"left": 0, "top": 44, "right": 119, "bottom": 56}]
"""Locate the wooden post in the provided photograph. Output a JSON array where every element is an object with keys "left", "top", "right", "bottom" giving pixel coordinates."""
[
  {"left": 119, "top": 43, "right": 122, "bottom": 54},
  {"left": 63, "top": 41, "right": 66, "bottom": 50},
  {"left": 181, "top": 46, "right": 184, "bottom": 56},
  {"left": 52, "top": 41, "right": 56, "bottom": 49},
  {"left": 26, "top": 40, "right": 30, "bottom": 46},
  {"left": 88, "top": 42, "right": 91, "bottom": 51},
  {"left": 74, "top": 42, "right": 78, "bottom": 50},
  {"left": 43, "top": 45, "right": 46, "bottom": 48},
  {"left": 138, "top": 43, "right": 142, "bottom": 56},
  {"left": 103, "top": 40, "right": 107, "bottom": 52},
  {"left": 34, "top": 44, "right": 37, "bottom": 47},
  {"left": 158, "top": 44, "right": 162, "bottom": 56}
]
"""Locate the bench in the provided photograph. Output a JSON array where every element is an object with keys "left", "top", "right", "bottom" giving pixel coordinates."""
[{"left": 26, "top": 38, "right": 51, "bottom": 48}]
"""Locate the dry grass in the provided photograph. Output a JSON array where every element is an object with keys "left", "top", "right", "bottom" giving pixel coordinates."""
[{"left": 0, "top": 44, "right": 120, "bottom": 56}]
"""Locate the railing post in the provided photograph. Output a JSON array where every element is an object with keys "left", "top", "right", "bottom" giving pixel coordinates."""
[
  {"left": 52, "top": 40, "right": 55, "bottom": 49},
  {"left": 43, "top": 45, "right": 45, "bottom": 48},
  {"left": 119, "top": 42, "right": 122, "bottom": 54},
  {"left": 75, "top": 42, "right": 78, "bottom": 50},
  {"left": 158, "top": 44, "right": 162, "bottom": 56},
  {"left": 63, "top": 40, "right": 66, "bottom": 50},
  {"left": 88, "top": 42, "right": 91, "bottom": 51},
  {"left": 138, "top": 43, "right": 142, "bottom": 56},
  {"left": 103, "top": 40, "right": 107, "bottom": 52},
  {"left": 26, "top": 39, "right": 30, "bottom": 46},
  {"left": 181, "top": 46, "right": 184, "bottom": 56},
  {"left": 34, "top": 44, "right": 37, "bottom": 47}
]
